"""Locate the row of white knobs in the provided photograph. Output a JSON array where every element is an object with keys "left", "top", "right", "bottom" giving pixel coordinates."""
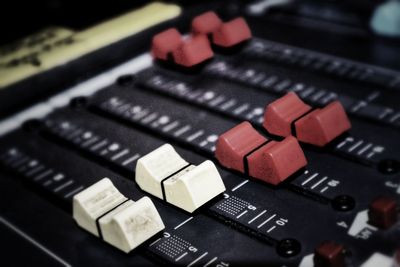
[{"left": 73, "top": 144, "right": 226, "bottom": 253}]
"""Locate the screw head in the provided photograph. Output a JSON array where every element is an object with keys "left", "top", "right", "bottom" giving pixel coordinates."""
[
  {"left": 378, "top": 159, "right": 400, "bottom": 175},
  {"left": 116, "top": 74, "right": 135, "bottom": 86},
  {"left": 276, "top": 238, "right": 301, "bottom": 258},
  {"left": 332, "top": 195, "right": 355, "bottom": 212},
  {"left": 22, "top": 119, "right": 42, "bottom": 133},
  {"left": 69, "top": 97, "right": 88, "bottom": 109}
]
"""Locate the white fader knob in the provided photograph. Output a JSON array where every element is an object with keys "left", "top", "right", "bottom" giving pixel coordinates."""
[
  {"left": 135, "top": 144, "right": 226, "bottom": 213},
  {"left": 73, "top": 178, "right": 165, "bottom": 253}
]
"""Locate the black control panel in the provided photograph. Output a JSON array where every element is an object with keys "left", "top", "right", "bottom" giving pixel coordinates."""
[{"left": 0, "top": 3, "right": 399, "bottom": 267}]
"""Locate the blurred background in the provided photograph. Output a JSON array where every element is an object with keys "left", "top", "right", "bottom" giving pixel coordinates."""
[{"left": 0, "top": 0, "right": 398, "bottom": 43}]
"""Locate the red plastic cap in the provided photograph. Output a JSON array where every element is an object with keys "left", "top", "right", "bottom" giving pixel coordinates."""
[
  {"left": 314, "top": 241, "right": 345, "bottom": 267},
  {"left": 151, "top": 28, "right": 182, "bottom": 60},
  {"left": 172, "top": 35, "right": 214, "bottom": 67},
  {"left": 263, "top": 92, "right": 312, "bottom": 137},
  {"left": 191, "top": 11, "right": 222, "bottom": 35},
  {"left": 295, "top": 101, "right": 351, "bottom": 147},
  {"left": 215, "top": 121, "right": 267, "bottom": 173},
  {"left": 247, "top": 136, "right": 307, "bottom": 185},
  {"left": 368, "top": 196, "right": 398, "bottom": 229},
  {"left": 212, "top": 17, "right": 252, "bottom": 47}
]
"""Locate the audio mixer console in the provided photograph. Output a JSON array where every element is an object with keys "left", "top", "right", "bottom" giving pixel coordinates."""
[{"left": 0, "top": 2, "right": 399, "bottom": 267}]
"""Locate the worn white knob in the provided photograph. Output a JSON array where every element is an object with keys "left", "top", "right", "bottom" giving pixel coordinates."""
[
  {"left": 73, "top": 178, "right": 165, "bottom": 253},
  {"left": 136, "top": 144, "right": 226, "bottom": 212},
  {"left": 73, "top": 178, "right": 127, "bottom": 236}
]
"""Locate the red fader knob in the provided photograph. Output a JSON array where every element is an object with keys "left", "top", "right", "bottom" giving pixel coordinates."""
[
  {"left": 213, "top": 17, "right": 252, "bottom": 47},
  {"left": 314, "top": 241, "right": 345, "bottom": 267},
  {"left": 263, "top": 92, "right": 312, "bottom": 137},
  {"left": 215, "top": 121, "right": 267, "bottom": 173},
  {"left": 151, "top": 28, "right": 182, "bottom": 60},
  {"left": 247, "top": 136, "right": 307, "bottom": 185},
  {"left": 263, "top": 92, "right": 351, "bottom": 147},
  {"left": 191, "top": 11, "right": 252, "bottom": 47},
  {"left": 368, "top": 196, "right": 398, "bottom": 229},
  {"left": 295, "top": 101, "right": 351, "bottom": 147},
  {"left": 191, "top": 11, "right": 223, "bottom": 35},
  {"left": 215, "top": 122, "right": 307, "bottom": 185},
  {"left": 151, "top": 28, "right": 213, "bottom": 67},
  {"left": 172, "top": 35, "right": 214, "bottom": 67}
]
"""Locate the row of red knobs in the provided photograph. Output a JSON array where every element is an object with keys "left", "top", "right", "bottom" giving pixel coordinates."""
[{"left": 151, "top": 11, "right": 252, "bottom": 67}]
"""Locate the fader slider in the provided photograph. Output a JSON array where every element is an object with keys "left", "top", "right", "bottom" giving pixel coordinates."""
[
  {"left": 263, "top": 92, "right": 351, "bottom": 147},
  {"left": 191, "top": 11, "right": 252, "bottom": 47},
  {"left": 135, "top": 144, "right": 226, "bottom": 213},
  {"left": 151, "top": 28, "right": 213, "bottom": 67},
  {"left": 73, "top": 178, "right": 165, "bottom": 253},
  {"left": 215, "top": 121, "right": 307, "bottom": 185}
]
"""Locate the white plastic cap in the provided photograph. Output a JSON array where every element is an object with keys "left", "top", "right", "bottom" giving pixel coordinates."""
[
  {"left": 164, "top": 160, "right": 226, "bottom": 212},
  {"left": 73, "top": 178, "right": 127, "bottom": 236},
  {"left": 73, "top": 178, "right": 165, "bottom": 253},
  {"left": 360, "top": 252, "right": 394, "bottom": 267},
  {"left": 135, "top": 144, "right": 226, "bottom": 213},
  {"left": 135, "top": 144, "right": 188, "bottom": 199},
  {"left": 99, "top": 197, "right": 165, "bottom": 253}
]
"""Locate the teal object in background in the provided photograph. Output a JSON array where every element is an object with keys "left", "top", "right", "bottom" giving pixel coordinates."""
[{"left": 371, "top": 0, "right": 400, "bottom": 37}]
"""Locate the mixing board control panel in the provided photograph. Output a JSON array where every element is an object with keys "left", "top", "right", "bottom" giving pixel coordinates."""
[{"left": 0, "top": 5, "right": 399, "bottom": 267}]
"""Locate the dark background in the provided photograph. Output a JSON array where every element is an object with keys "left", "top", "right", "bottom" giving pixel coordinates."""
[{"left": 0, "top": 0, "right": 387, "bottom": 45}]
